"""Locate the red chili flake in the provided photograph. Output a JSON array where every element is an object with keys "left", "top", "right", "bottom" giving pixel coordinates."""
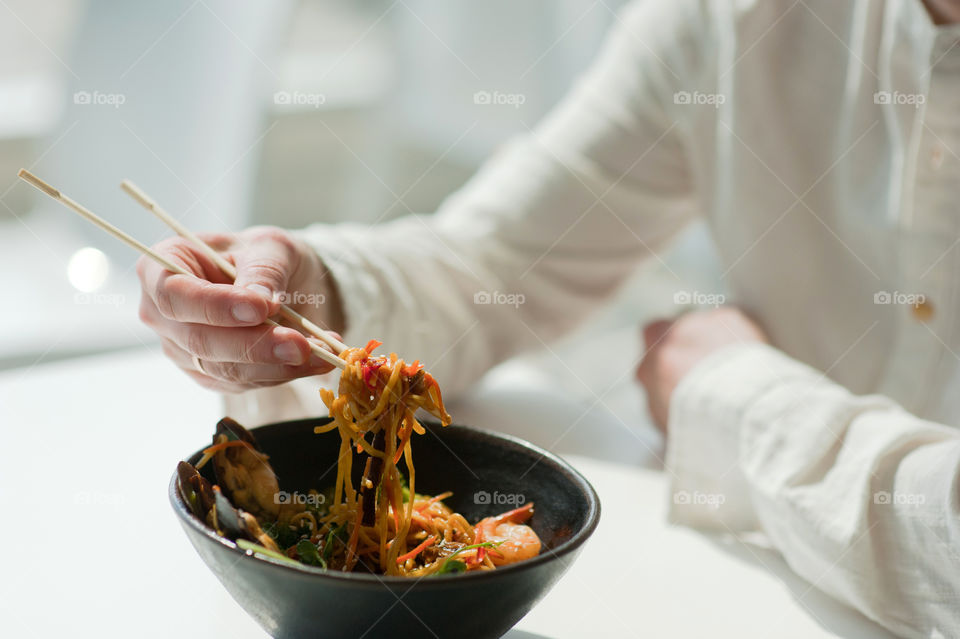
[{"left": 362, "top": 359, "right": 385, "bottom": 390}]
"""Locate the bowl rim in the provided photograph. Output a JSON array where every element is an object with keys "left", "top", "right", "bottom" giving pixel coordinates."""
[{"left": 170, "top": 416, "right": 601, "bottom": 586}]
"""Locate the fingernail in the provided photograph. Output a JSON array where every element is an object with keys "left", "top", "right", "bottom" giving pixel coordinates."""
[
  {"left": 274, "top": 341, "right": 304, "bottom": 365},
  {"left": 246, "top": 284, "right": 273, "bottom": 301},
  {"left": 232, "top": 302, "right": 258, "bottom": 323}
]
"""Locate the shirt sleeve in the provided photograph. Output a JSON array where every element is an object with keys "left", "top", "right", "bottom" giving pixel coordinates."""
[
  {"left": 666, "top": 342, "right": 960, "bottom": 638},
  {"left": 296, "top": 0, "right": 711, "bottom": 395}
]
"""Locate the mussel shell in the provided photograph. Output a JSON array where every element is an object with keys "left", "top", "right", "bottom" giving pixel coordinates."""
[
  {"left": 176, "top": 461, "right": 215, "bottom": 520},
  {"left": 215, "top": 416, "right": 259, "bottom": 447},
  {"left": 211, "top": 417, "right": 281, "bottom": 520},
  {"left": 213, "top": 486, "right": 250, "bottom": 540}
]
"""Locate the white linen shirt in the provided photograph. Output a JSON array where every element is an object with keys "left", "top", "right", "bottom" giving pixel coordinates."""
[{"left": 240, "top": 1, "right": 960, "bottom": 635}]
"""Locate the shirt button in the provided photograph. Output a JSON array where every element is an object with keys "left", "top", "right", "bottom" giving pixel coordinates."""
[
  {"left": 912, "top": 298, "right": 934, "bottom": 322},
  {"left": 931, "top": 145, "right": 944, "bottom": 170}
]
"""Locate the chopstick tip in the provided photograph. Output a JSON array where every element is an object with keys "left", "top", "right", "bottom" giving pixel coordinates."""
[
  {"left": 120, "top": 179, "right": 153, "bottom": 208},
  {"left": 17, "top": 169, "right": 60, "bottom": 199}
]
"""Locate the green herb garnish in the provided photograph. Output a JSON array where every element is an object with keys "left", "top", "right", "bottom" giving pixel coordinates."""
[
  {"left": 397, "top": 470, "right": 410, "bottom": 502},
  {"left": 262, "top": 521, "right": 303, "bottom": 548},
  {"left": 296, "top": 539, "right": 326, "bottom": 568},
  {"left": 434, "top": 541, "right": 504, "bottom": 575},
  {"left": 321, "top": 522, "right": 348, "bottom": 563},
  {"left": 236, "top": 539, "right": 300, "bottom": 566},
  {"left": 437, "top": 559, "right": 467, "bottom": 574}
]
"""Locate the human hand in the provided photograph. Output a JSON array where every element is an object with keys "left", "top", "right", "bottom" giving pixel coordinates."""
[
  {"left": 137, "top": 226, "right": 344, "bottom": 392},
  {"left": 635, "top": 307, "right": 768, "bottom": 432}
]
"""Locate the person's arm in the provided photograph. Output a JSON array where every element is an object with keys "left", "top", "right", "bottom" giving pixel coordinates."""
[
  {"left": 299, "top": 0, "right": 710, "bottom": 393},
  {"left": 666, "top": 339, "right": 960, "bottom": 638},
  {"left": 137, "top": 0, "right": 710, "bottom": 394}
]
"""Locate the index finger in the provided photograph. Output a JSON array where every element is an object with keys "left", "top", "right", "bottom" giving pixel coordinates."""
[{"left": 137, "top": 238, "right": 271, "bottom": 327}]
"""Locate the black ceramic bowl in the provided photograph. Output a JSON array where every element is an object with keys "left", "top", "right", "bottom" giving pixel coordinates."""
[{"left": 170, "top": 417, "right": 600, "bottom": 639}]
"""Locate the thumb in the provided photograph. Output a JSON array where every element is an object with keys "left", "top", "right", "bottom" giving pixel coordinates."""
[{"left": 232, "top": 233, "right": 297, "bottom": 313}]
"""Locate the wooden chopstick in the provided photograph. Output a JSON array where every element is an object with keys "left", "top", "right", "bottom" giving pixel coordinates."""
[
  {"left": 17, "top": 169, "right": 346, "bottom": 370},
  {"left": 119, "top": 179, "right": 348, "bottom": 354}
]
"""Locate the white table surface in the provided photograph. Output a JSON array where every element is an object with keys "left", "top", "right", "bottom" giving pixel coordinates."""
[{"left": 0, "top": 348, "right": 895, "bottom": 639}]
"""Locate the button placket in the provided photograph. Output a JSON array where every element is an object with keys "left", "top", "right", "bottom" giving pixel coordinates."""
[{"left": 875, "top": 45, "right": 958, "bottom": 414}]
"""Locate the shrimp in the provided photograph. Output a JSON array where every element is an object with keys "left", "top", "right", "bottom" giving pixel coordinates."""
[{"left": 474, "top": 502, "right": 541, "bottom": 566}]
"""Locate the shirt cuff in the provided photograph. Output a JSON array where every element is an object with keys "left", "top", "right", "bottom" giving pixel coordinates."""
[
  {"left": 292, "top": 223, "right": 380, "bottom": 350},
  {"left": 665, "top": 342, "right": 820, "bottom": 531}
]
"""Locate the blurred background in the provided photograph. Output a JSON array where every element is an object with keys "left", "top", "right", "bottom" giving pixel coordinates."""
[{"left": 0, "top": 0, "right": 723, "bottom": 434}]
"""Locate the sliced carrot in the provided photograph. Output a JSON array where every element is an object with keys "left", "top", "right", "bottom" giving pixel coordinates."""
[
  {"left": 396, "top": 535, "right": 435, "bottom": 564},
  {"left": 386, "top": 482, "right": 401, "bottom": 532},
  {"left": 201, "top": 439, "right": 253, "bottom": 457},
  {"left": 364, "top": 339, "right": 383, "bottom": 354},
  {"left": 403, "top": 360, "right": 422, "bottom": 377},
  {"left": 344, "top": 507, "right": 364, "bottom": 572},
  {"left": 475, "top": 529, "right": 485, "bottom": 565},
  {"left": 394, "top": 426, "right": 413, "bottom": 464}
]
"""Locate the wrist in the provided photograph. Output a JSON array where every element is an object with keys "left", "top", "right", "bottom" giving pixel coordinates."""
[{"left": 287, "top": 237, "right": 346, "bottom": 336}]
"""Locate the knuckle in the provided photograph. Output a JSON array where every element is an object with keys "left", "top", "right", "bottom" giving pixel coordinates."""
[
  {"left": 238, "top": 338, "right": 260, "bottom": 364},
  {"left": 251, "top": 225, "right": 289, "bottom": 244},
  {"left": 196, "top": 232, "right": 233, "bottom": 250},
  {"left": 153, "top": 237, "right": 205, "bottom": 278},
  {"left": 253, "top": 225, "right": 298, "bottom": 258},
  {"left": 199, "top": 287, "right": 228, "bottom": 326},
  {"left": 138, "top": 300, "right": 155, "bottom": 327},
  {"left": 135, "top": 255, "right": 150, "bottom": 281},
  {"left": 216, "top": 361, "right": 244, "bottom": 383},
  {"left": 154, "top": 282, "right": 176, "bottom": 319},
  {"left": 185, "top": 327, "right": 210, "bottom": 359},
  {"left": 161, "top": 340, "right": 183, "bottom": 363},
  {"left": 155, "top": 235, "right": 191, "bottom": 254},
  {"left": 153, "top": 237, "right": 194, "bottom": 266},
  {"left": 201, "top": 302, "right": 218, "bottom": 327},
  {"left": 250, "top": 257, "right": 288, "bottom": 285}
]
